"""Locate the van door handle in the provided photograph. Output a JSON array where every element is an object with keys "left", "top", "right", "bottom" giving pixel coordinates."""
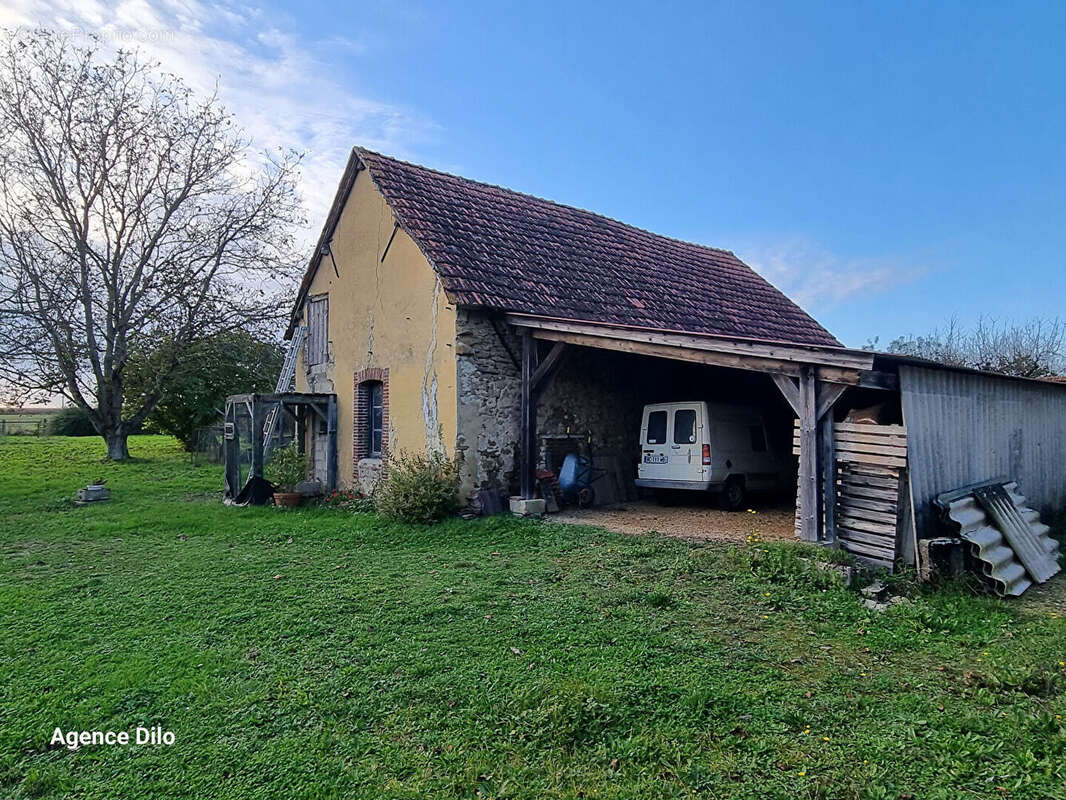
[{"left": 671, "top": 445, "right": 681, "bottom": 449}]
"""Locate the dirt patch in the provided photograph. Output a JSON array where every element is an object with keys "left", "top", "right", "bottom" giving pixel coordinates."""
[{"left": 548, "top": 499, "right": 797, "bottom": 543}]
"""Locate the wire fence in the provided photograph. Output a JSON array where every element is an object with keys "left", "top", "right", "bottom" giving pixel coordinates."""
[
  {"left": 0, "top": 419, "right": 48, "bottom": 436},
  {"left": 189, "top": 424, "right": 225, "bottom": 465}
]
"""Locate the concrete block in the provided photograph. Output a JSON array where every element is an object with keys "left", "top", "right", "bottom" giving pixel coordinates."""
[
  {"left": 509, "top": 496, "right": 546, "bottom": 517},
  {"left": 75, "top": 485, "right": 110, "bottom": 503}
]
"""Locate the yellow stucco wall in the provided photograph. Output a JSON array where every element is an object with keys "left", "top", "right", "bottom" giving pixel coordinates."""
[{"left": 294, "top": 169, "right": 458, "bottom": 488}]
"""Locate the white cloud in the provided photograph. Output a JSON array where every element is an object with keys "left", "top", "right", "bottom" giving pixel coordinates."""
[
  {"left": 735, "top": 237, "right": 922, "bottom": 310},
  {"left": 0, "top": 0, "right": 438, "bottom": 239}
]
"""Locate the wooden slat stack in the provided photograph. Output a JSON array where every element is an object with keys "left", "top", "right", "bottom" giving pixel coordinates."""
[{"left": 793, "top": 422, "right": 907, "bottom": 567}]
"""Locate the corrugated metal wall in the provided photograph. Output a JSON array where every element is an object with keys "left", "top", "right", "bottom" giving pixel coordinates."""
[{"left": 899, "top": 364, "right": 1066, "bottom": 549}]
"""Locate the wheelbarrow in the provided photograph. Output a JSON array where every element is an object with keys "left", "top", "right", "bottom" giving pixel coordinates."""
[{"left": 557, "top": 435, "right": 608, "bottom": 508}]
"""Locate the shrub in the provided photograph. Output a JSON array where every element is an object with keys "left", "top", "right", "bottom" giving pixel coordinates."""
[
  {"left": 322, "top": 488, "right": 374, "bottom": 513},
  {"left": 375, "top": 451, "right": 461, "bottom": 524},
  {"left": 48, "top": 407, "right": 97, "bottom": 436},
  {"left": 267, "top": 442, "right": 307, "bottom": 492}
]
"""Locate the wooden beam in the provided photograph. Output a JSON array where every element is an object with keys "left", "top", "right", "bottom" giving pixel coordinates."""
[
  {"left": 771, "top": 374, "right": 802, "bottom": 415},
  {"left": 815, "top": 382, "right": 847, "bottom": 421},
  {"left": 857, "top": 370, "right": 899, "bottom": 391},
  {"left": 531, "top": 328, "right": 802, "bottom": 377},
  {"left": 507, "top": 313, "right": 874, "bottom": 371},
  {"left": 519, "top": 332, "right": 538, "bottom": 499},
  {"left": 531, "top": 341, "right": 567, "bottom": 390},
  {"left": 797, "top": 366, "right": 818, "bottom": 542}
]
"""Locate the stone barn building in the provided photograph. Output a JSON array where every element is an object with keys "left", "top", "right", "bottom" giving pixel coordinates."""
[
  {"left": 262, "top": 147, "right": 1066, "bottom": 576},
  {"left": 285, "top": 148, "right": 841, "bottom": 500}
]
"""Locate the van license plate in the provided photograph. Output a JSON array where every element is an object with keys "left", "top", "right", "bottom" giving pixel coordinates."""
[{"left": 643, "top": 454, "right": 668, "bottom": 464}]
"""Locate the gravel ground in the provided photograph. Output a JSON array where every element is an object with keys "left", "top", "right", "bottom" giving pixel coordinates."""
[{"left": 549, "top": 499, "right": 797, "bottom": 543}]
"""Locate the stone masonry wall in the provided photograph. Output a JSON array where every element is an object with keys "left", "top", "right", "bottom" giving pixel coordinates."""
[{"left": 454, "top": 309, "right": 646, "bottom": 501}]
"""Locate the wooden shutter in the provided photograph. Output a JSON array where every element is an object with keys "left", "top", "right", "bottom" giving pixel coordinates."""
[{"left": 307, "top": 296, "right": 328, "bottom": 365}]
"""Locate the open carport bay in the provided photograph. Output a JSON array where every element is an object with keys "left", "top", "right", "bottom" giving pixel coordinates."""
[{"left": 549, "top": 498, "right": 798, "bottom": 542}]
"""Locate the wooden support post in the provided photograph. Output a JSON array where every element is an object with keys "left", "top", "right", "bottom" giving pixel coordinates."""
[
  {"left": 819, "top": 413, "right": 836, "bottom": 544},
  {"left": 250, "top": 396, "right": 265, "bottom": 481},
  {"left": 326, "top": 394, "right": 338, "bottom": 492},
  {"left": 816, "top": 382, "right": 845, "bottom": 545},
  {"left": 519, "top": 332, "right": 539, "bottom": 499},
  {"left": 295, "top": 407, "right": 306, "bottom": 457},
  {"left": 224, "top": 402, "right": 240, "bottom": 498},
  {"left": 798, "top": 367, "right": 818, "bottom": 542}
]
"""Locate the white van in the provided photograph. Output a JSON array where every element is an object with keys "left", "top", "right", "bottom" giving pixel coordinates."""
[{"left": 635, "top": 401, "right": 785, "bottom": 510}]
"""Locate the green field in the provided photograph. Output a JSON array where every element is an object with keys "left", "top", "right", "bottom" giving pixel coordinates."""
[
  {"left": 0, "top": 408, "right": 60, "bottom": 436},
  {"left": 1, "top": 436, "right": 1064, "bottom": 799}
]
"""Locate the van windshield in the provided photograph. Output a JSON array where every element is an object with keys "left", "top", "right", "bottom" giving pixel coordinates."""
[
  {"left": 674, "top": 409, "right": 697, "bottom": 443},
  {"left": 646, "top": 411, "right": 667, "bottom": 444}
]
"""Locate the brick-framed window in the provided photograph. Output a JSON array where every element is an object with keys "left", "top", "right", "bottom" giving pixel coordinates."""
[{"left": 353, "top": 368, "right": 389, "bottom": 465}]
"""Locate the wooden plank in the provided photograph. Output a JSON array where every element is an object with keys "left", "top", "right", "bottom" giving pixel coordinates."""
[
  {"left": 834, "top": 429, "right": 907, "bottom": 446},
  {"left": 842, "top": 464, "right": 901, "bottom": 478},
  {"left": 795, "top": 431, "right": 906, "bottom": 449},
  {"left": 801, "top": 445, "right": 908, "bottom": 469},
  {"left": 838, "top": 505, "right": 898, "bottom": 525},
  {"left": 835, "top": 422, "right": 906, "bottom": 436},
  {"left": 837, "top": 483, "right": 900, "bottom": 502},
  {"left": 797, "top": 441, "right": 907, "bottom": 460},
  {"left": 835, "top": 450, "right": 907, "bottom": 469},
  {"left": 835, "top": 440, "right": 908, "bottom": 458},
  {"left": 839, "top": 540, "right": 895, "bottom": 565},
  {"left": 839, "top": 495, "right": 898, "bottom": 514},
  {"left": 838, "top": 515, "right": 897, "bottom": 535},
  {"left": 838, "top": 527, "right": 897, "bottom": 549}
]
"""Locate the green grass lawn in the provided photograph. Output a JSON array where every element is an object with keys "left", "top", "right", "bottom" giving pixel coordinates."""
[
  {"left": 1, "top": 436, "right": 1064, "bottom": 799},
  {"left": 0, "top": 409, "right": 57, "bottom": 436}
]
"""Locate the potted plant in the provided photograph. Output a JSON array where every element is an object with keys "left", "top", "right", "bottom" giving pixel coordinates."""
[{"left": 268, "top": 441, "right": 307, "bottom": 508}]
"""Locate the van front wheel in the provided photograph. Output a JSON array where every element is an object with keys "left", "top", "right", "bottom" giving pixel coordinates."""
[{"left": 721, "top": 478, "right": 746, "bottom": 511}]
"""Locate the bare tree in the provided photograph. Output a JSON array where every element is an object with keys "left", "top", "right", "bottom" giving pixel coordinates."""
[
  {"left": 883, "top": 317, "right": 1066, "bottom": 378},
  {"left": 0, "top": 29, "right": 303, "bottom": 459}
]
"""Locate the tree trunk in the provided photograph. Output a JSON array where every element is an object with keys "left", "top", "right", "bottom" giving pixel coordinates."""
[{"left": 105, "top": 431, "right": 130, "bottom": 461}]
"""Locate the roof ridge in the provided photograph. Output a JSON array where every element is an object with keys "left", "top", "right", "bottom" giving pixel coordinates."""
[{"left": 353, "top": 146, "right": 739, "bottom": 259}]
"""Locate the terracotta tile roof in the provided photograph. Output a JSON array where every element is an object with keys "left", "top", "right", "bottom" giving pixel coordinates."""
[{"left": 310, "top": 148, "right": 841, "bottom": 347}]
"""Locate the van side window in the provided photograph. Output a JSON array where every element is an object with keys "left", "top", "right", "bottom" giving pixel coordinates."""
[
  {"left": 646, "top": 411, "right": 667, "bottom": 444},
  {"left": 749, "top": 425, "right": 767, "bottom": 452},
  {"left": 674, "top": 409, "right": 697, "bottom": 444}
]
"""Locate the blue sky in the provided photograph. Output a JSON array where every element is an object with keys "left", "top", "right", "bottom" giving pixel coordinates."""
[{"left": 5, "top": 0, "right": 1065, "bottom": 347}]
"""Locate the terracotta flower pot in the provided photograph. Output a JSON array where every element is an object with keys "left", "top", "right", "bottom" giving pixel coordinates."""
[{"left": 273, "top": 491, "right": 303, "bottom": 508}]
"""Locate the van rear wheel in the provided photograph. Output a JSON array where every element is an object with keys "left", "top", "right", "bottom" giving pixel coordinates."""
[{"left": 722, "top": 478, "right": 746, "bottom": 511}]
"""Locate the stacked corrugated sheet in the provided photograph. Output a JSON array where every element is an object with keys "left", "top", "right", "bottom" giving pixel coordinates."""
[{"left": 938, "top": 481, "right": 1061, "bottom": 596}]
